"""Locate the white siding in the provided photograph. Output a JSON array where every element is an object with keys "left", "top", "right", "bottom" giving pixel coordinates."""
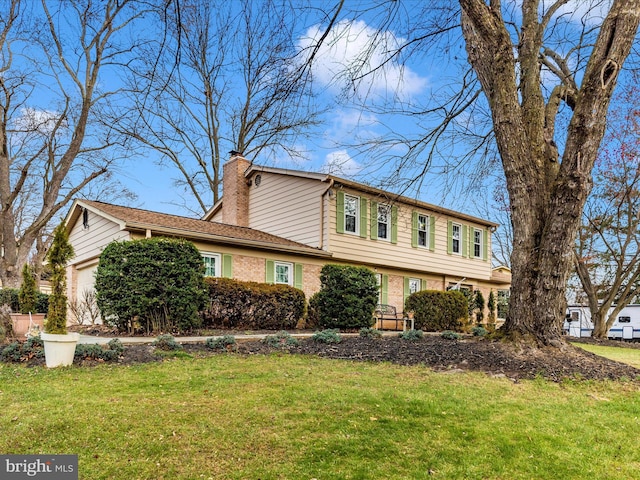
[
  {"left": 68, "top": 209, "right": 130, "bottom": 265},
  {"left": 327, "top": 188, "right": 493, "bottom": 281},
  {"left": 248, "top": 172, "right": 328, "bottom": 248}
]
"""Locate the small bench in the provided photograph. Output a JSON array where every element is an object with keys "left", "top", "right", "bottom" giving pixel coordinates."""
[{"left": 375, "top": 304, "right": 403, "bottom": 331}]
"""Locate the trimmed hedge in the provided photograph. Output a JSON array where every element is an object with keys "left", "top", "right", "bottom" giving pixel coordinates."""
[
  {"left": 314, "top": 264, "right": 378, "bottom": 329},
  {"left": 404, "top": 290, "right": 469, "bottom": 332},
  {"left": 95, "top": 237, "right": 208, "bottom": 334},
  {"left": 0, "top": 288, "right": 48, "bottom": 313},
  {"left": 202, "top": 277, "right": 305, "bottom": 330}
]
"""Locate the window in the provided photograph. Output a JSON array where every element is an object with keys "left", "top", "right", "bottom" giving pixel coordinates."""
[
  {"left": 377, "top": 204, "right": 390, "bottom": 240},
  {"left": 452, "top": 223, "right": 461, "bottom": 254},
  {"left": 418, "top": 214, "right": 428, "bottom": 248},
  {"left": 275, "top": 262, "right": 293, "bottom": 285},
  {"left": 497, "top": 289, "right": 510, "bottom": 319},
  {"left": 619, "top": 316, "right": 631, "bottom": 323},
  {"left": 344, "top": 194, "right": 359, "bottom": 234},
  {"left": 409, "top": 278, "right": 421, "bottom": 294},
  {"left": 202, "top": 253, "right": 221, "bottom": 277},
  {"left": 473, "top": 228, "right": 482, "bottom": 258}
]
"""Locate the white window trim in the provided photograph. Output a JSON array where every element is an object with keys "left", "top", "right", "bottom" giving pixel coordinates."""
[
  {"left": 202, "top": 252, "right": 221, "bottom": 277},
  {"left": 417, "top": 214, "right": 429, "bottom": 248},
  {"left": 473, "top": 228, "right": 483, "bottom": 259},
  {"left": 409, "top": 278, "right": 421, "bottom": 294},
  {"left": 274, "top": 261, "right": 293, "bottom": 286},
  {"left": 452, "top": 223, "right": 462, "bottom": 255},
  {"left": 377, "top": 203, "right": 391, "bottom": 241},
  {"left": 344, "top": 194, "right": 359, "bottom": 235}
]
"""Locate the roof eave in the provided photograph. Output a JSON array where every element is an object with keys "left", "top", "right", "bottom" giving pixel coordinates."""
[{"left": 125, "top": 223, "right": 332, "bottom": 258}]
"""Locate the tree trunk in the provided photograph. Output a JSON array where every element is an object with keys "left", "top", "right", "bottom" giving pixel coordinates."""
[{"left": 460, "top": 0, "right": 640, "bottom": 346}]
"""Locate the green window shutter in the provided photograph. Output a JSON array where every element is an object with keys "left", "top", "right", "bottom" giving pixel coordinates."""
[
  {"left": 462, "top": 225, "right": 468, "bottom": 258},
  {"left": 429, "top": 216, "right": 436, "bottom": 252},
  {"left": 370, "top": 200, "right": 378, "bottom": 240},
  {"left": 422, "top": 278, "right": 428, "bottom": 291},
  {"left": 222, "top": 254, "right": 233, "bottom": 278},
  {"left": 403, "top": 277, "right": 411, "bottom": 302},
  {"left": 360, "top": 197, "right": 368, "bottom": 238},
  {"left": 447, "top": 221, "right": 453, "bottom": 255},
  {"left": 483, "top": 229, "right": 489, "bottom": 261},
  {"left": 294, "top": 263, "right": 303, "bottom": 290},
  {"left": 411, "top": 211, "right": 418, "bottom": 248},
  {"left": 265, "top": 259, "right": 275, "bottom": 284},
  {"left": 336, "top": 191, "right": 345, "bottom": 234},
  {"left": 381, "top": 274, "right": 389, "bottom": 305},
  {"left": 391, "top": 206, "right": 398, "bottom": 244}
]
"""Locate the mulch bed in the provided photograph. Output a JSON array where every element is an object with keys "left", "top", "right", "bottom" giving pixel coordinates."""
[
  {"left": 7, "top": 330, "right": 640, "bottom": 382},
  {"left": 129, "top": 335, "right": 639, "bottom": 383}
]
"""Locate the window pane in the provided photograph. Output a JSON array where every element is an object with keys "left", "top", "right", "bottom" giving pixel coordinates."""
[
  {"left": 474, "top": 229, "right": 482, "bottom": 257},
  {"left": 378, "top": 205, "right": 389, "bottom": 239},
  {"left": 418, "top": 215, "right": 428, "bottom": 247},
  {"left": 203, "top": 256, "right": 217, "bottom": 277},
  {"left": 275, "top": 263, "right": 290, "bottom": 284},
  {"left": 345, "top": 195, "right": 358, "bottom": 233},
  {"left": 452, "top": 224, "right": 461, "bottom": 253}
]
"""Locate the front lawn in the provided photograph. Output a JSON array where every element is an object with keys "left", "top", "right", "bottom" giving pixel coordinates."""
[
  {"left": 573, "top": 342, "right": 640, "bottom": 369},
  {"left": 1, "top": 355, "right": 639, "bottom": 479}
]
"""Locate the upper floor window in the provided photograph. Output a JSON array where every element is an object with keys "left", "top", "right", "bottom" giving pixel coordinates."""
[
  {"left": 451, "top": 223, "right": 461, "bottom": 254},
  {"left": 417, "top": 214, "right": 429, "bottom": 248},
  {"left": 202, "top": 253, "right": 221, "bottom": 277},
  {"left": 473, "top": 228, "right": 483, "bottom": 258},
  {"left": 377, "top": 204, "right": 391, "bottom": 240},
  {"left": 344, "top": 194, "right": 359, "bottom": 234}
]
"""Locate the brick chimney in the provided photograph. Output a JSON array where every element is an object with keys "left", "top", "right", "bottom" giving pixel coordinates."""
[{"left": 221, "top": 152, "right": 251, "bottom": 227}]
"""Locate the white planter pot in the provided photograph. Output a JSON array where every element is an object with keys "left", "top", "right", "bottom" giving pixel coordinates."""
[{"left": 41, "top": 332, "right": 80, "bottom": 368}]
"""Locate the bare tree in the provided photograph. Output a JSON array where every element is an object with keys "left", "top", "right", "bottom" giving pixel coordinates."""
[
  {"left": 573, "top": 79, "right": 640, "bottom": 338},
  {"left": 338, "top": 1, "right": 640, "bottom": 346},
  {"left": 123, "top": 0, "right": 341, "bottom": 215},
  {"left": 0, "top": 0, "right": 151, "bottom": 288}
]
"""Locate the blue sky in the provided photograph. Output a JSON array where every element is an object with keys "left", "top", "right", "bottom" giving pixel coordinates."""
[{"left": 10, "top": 0, "right": 619, "bottom": 229}]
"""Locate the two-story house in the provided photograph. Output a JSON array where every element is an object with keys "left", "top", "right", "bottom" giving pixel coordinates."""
[{"left": 64, "top": 153, "right": 510, "bottom": 325}]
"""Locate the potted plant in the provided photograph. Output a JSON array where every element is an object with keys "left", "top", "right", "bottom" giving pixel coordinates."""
[
  {"left": 10, "top": 264, "right": 46, "bottom": 337},
  {"left": 41, "top": 223, "right": 79, "bottom": 367}
]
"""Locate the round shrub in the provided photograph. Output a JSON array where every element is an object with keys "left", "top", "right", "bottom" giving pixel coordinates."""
[
  {"left": 95, "top": 237, "right": 207, "bottom": 334},
  {"left": 314, "top": 264, "right": 378, "bottom": 329}
]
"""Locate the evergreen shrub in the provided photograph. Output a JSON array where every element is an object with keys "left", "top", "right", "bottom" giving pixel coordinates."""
[
  {"left": 404, "top": 290, "right": 469, "bottom": 332},
  {"left": 95, "top": 237, "right": 208, "bottom": 334},
  {"left": 202, "top": 277, "right": 305, "bottom": 330},
  {"left": 314, "top": 264, "right": 378, "bottom": 329}
]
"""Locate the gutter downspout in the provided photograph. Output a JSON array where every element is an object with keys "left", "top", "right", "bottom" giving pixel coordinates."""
[{"left": 319, "top": 179, "right": 334, "bottom": 250}]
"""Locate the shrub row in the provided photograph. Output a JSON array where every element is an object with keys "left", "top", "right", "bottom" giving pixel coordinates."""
[
  {"left": 0, "top": 288, "right": 49, "bottom": 314},
  {"left": 405, "top": 290, "right": 469, "bottom": 332},
  {"left": 202, "top": 277, "right": 305, "bottom": 330}
]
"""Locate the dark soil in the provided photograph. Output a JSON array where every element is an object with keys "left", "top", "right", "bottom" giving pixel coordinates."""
[
  {"left": 128, "top": 335, "right": 639, "bottom": 382},
  {"left": 13, "top": 327, "right": 640, "bottom": 382}
]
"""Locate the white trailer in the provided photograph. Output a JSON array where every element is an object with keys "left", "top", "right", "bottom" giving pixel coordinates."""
[{"left": 564, "top": 305, "right": 640, "bottom": 340}]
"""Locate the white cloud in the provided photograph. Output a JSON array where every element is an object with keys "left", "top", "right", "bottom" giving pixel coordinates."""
[
  {"left": 14, "top": 108, "right": 64, "bottom": 134},
  {"left": 548, "top": 0, "right": 612, "bottom": 25},
  {"left": 298, "top": 19, "right": 428, "bottom": 101},
  {"left": 321, "top": 150, "right": 362, "bottom": 177}
]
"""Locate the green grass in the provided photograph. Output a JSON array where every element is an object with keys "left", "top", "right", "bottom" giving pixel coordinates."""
[
  {"left": 1, "top": 355, "right": 640, "bottom": 479},
  {"left": 573, "top": 342, "right": 640, "bottom": 369}
]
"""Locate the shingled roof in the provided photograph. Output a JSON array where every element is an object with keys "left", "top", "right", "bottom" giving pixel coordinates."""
[{"left": 70, "top": 199, "right": 331, "bottom": 258}]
